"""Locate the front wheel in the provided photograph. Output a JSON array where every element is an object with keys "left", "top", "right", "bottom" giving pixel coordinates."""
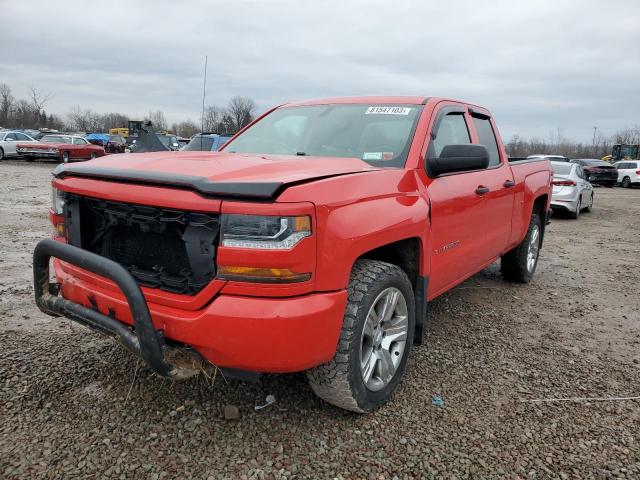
[
  {"left": 0, "top": 147, "right": 4, "bottom": 160},
  {"left": 62, "top": 151, "right": 70, "bottom": 163},
  {"left": 90, "top": 152, "right": 97, "bottom": 160},
  {"left": 307, "top": 260, "right": 415, "bottom": 412},
  {"left": 501, "top": 213, "right": 542, "bottom": 283},
  {"left": 622, "top": 177, "right": 631, "bottom": 188}
]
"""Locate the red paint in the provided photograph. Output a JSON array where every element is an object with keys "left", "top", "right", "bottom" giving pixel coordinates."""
[
  {"left": 48, "top": 96, "right": 552, "bottom": 373},
  {"left": 18, "top": 140, "right": 105, "bottom": 160}
]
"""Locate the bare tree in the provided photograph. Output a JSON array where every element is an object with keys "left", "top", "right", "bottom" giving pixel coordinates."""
[
  {"left": 146, "top": 110, "right": 168, "bottom": 131},
  {"left": 28, "top": 85, "right": 53, "bottom": 112},
  {"left": 202, "top": 105, "right": 225, "bottom": 132},
  {"left": 66, "top": 106, "right": 103, "bottom": 132},
  {"left": 226, "top": 96, "right": 256, "bottom": 133},
  {"left": 0, "top": 84, "right": 15, "bottom": 126},
  {"left": 28, "top": 85, "right": 53, "bottom": 127},
  {"left": 174, "top": 120, "right": 199, "bottom": 138}
]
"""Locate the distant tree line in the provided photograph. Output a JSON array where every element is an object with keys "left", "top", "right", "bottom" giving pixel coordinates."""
[
  {"left": 2, "top": 80, "right": 637, "bottom": 156},
  {"left": 0, "top": 82, "right": 256, "bottom": 138},
  {"left": 505, "top": 125, "right": 640, "bottom": 159}
]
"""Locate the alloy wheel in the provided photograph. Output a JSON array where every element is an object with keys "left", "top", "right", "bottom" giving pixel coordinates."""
[
  {"left": 359, "top": 287, "right": 408, "bottom": 392},
  {"left": 526, "top": 224, "right": 540, "bottom": 273}
]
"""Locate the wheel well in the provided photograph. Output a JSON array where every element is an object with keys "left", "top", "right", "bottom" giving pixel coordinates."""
[
  {"left": 357, "top": 238, "right": 420, "bottom": 287},
  {"left": 533, "top": 194, "right": 547, "bottom": 219},
  {"left": 533, "top": 194, "right": 548, "bottom": 242}
]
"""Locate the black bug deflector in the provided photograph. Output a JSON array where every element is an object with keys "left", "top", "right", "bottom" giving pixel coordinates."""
[{"left": 33, "top": 238, "right": 199, "bottom": 379}]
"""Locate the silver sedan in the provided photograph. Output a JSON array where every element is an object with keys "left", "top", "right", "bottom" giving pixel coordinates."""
[
  {"left": 0, "top": 131, "right": 37, "bottom": 160},
  {"left": 550, "top": 161, "right": 593, "bottom": 219}
]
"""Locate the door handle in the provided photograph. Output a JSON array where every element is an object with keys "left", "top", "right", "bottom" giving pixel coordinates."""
[
  {"left": 475, "top": 185, "right": 490, "bottom": 195},
  {"left": 503, "top": 180, "right": 515, "bottom": 188}
]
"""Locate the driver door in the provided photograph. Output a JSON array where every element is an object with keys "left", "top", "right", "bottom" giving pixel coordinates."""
[{"left": 425, "top": 105, "right": 515, "bottom": 297}]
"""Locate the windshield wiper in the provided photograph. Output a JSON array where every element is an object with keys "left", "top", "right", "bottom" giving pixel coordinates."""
[{"left": 296, "top": 151, "right": 307, "bottom": 156}]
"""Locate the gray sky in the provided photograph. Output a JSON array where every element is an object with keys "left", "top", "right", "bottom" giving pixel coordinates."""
[{"left": 3, "top": 0, "right": 639, "bottom": 142}]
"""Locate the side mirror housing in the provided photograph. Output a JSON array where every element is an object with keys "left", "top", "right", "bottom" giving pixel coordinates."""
[{"left": 428, "top": 144, "right": 490, "bottom": 176}]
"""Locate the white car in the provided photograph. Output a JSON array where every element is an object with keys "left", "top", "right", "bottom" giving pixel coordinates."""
[
  {"left": 528, "top": 154, "right": 570, "bottom": 162},
  {"left": 550, "top": 161, "right": 593, "bottom": 219},
  {"left": 612, "top": 160, "right": 640, "bottom": 188},
  {"left": 0, "top": 131, "right": 37, "bottom": 160}
]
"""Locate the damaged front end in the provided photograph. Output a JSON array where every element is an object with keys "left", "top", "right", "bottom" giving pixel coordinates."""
[{"left": 33, "top": 238, "right": 203, "bottom": 379}]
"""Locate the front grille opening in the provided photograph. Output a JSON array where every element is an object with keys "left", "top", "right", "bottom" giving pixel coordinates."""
[{"left": 65, "top": 194, "right": 219, "bottom": 295}]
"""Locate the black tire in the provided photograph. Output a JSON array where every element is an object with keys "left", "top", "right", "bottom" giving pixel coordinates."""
[
  {"left": 90, "top": 152, "right": 97, "bottom": 160},
  {"left": 0, "top": 147, "right": 4, "bottom": 160},
  {"left": 571, "top": 197, "right": 581, "bottom": 219},
  {"left": 62, "top": 151, "right": 70, "bottom": 163},
  {"left": 307, "top": 259, "right": 415, "bottom": 413},
  {"left": 24, "top": 155, "right": 34, "bottom": 162},
  {"left": 501, "top": 213, "right": 542, "bottom": 283},
  {"left": 622, "top": 177, "right": 631, "bottom": 188},
  {"left": 584, "top": 193, "right": 593, "bottom": 213}
]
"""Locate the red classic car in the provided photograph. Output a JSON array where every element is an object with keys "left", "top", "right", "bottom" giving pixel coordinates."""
[{"left": 17, "top": 134, "right": 106, "bottom": 163}]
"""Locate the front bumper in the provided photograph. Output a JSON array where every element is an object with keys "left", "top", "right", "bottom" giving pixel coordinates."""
[
  {"left": 34, "top": 239, "right": 347, "bottom": 375},
  {"left": 18, "top": 149, "right": 59, "bottom": 158}
]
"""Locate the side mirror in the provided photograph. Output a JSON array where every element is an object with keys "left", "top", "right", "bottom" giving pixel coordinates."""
[{"left": 428, "top": 144, "right": 490, "bottom": 176}]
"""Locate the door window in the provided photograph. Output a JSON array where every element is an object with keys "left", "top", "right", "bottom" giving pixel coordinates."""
[
  {"left": 431, "top": 113, "right": 470, "bottom": 157},
  {"left": 5, "top": 133, "right": 17, "bottom": 141},
  {"left": 471, "top": 116, "right": 501, "bottom": 167},
  {"left": 15, "top": 133, "right": 30, "bottom": 141},
  {"left": 73, "top": 138, "right": 88, "bottom": 145}
]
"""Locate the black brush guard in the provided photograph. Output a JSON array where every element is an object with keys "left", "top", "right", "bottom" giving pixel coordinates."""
[{"left": 33, "top": 238, "right": 199, "bottom": 379}]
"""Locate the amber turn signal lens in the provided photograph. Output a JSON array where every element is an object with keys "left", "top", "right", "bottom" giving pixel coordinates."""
[
  {"left": 218, "top": 266, "right": 311, "bottom": 283},
  {"left": 293, "top": 216, "right": 311, "bottom": 232},
  {"left": 54, "top": 222, "right": 65, "bottom": 237}
]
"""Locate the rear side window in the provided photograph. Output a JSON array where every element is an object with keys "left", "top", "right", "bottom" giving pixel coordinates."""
[
  {"left": 431, "top": 113, "right": 470, "bottom": 157},
  {"left": 472, "top": 116, "right": 501, "bottom": 167}
]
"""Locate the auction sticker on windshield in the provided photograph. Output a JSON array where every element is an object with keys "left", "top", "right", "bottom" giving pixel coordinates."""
[{"left": 365, "top": 106, "right": 412, "bottom": 115}]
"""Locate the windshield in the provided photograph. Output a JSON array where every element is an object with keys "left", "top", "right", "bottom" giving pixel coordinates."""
[
  {"left": 42, "top": 135, "right": 70, "bottom": 143},
  {"left": 185, "top": 136, "right": 215, "bottom": 151},
  {"left": 223, "top": 104, "right": 423, "bottom": 167},
  {"left": 621, "top": 145, "right": 639, "bottom": 159},
  {"left": 552, "top": 163, "right": 572, "bottom": 176}
]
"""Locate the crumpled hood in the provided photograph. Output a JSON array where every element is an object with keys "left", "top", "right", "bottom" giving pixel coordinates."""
[{"left": 53, "top": 151, "right": 380, "bottom": 199}]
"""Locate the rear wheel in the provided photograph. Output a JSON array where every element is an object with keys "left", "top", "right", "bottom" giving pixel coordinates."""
[
  {"left": 622, "top": 176, "right": 631, "bottom": 188},
  {"left": 90, "top": 152, "right": 97, "bottom": 160},
  {"left": 571, "top": 197, "right": 581, "bottom": 219},
  {"left": 24, "top": 155, "right": 33, "bottom": 162},
  {"left": 0, "top": 147, "right": 4, "bottom": 160},
  {"left": 584, "top": 193, "right": 593, "bottom": 212},
  {"left": 501, "top": 213, "right": 542, "bottom": 283},
  {"left": 307, "top": 260, "right": 415, "bottom": 412}
]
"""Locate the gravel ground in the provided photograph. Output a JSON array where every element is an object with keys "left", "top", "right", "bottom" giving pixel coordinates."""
[{"left": 1, "top": 160, "right": 639, "bottom": 479}]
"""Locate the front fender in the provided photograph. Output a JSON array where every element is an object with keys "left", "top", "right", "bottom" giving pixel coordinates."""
[{"left": 314, "top": 193, "right": 430, "bottom": 291}]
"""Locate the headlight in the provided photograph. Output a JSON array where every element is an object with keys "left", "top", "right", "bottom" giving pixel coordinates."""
[
  {"left": 51, "top": 186, "right": 66, "bottom": 215},
  {"left": 221, "top": 214, "right": 311, "bottom": 249}
]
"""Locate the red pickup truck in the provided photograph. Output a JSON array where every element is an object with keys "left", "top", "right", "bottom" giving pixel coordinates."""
[{"left": 34, "top": 96, "right": 552, "bottom": 412}]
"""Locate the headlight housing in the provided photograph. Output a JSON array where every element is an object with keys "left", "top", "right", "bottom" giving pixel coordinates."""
[
  {"left": 51, "top": 186, "right": 66, "bottom": 215},
  {"left": 221, "top": 214, "right": 311, "bottom": 249}
]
